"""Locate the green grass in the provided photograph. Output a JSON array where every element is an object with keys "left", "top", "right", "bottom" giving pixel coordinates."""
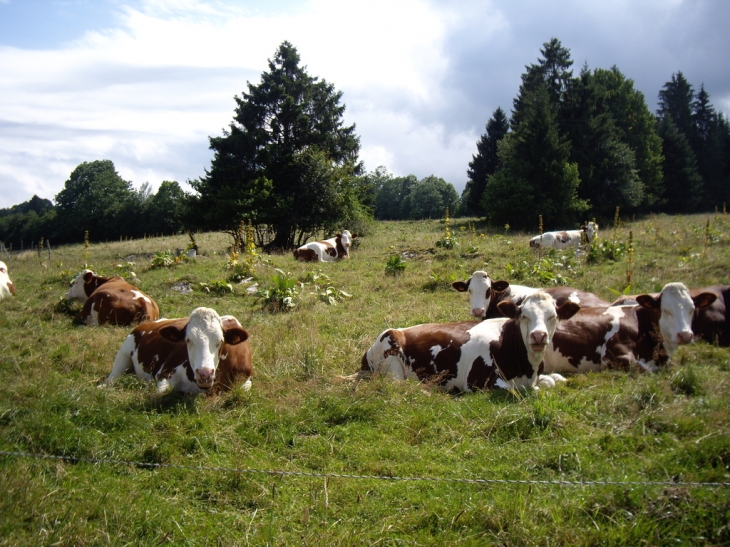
[{"left": 1, "top": 214, "right": 730, "bottom": 545}]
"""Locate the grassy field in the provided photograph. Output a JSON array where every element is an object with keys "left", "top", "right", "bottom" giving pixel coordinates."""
[{"left": 1, "top": 213, "right": 730, "bottom": 546}]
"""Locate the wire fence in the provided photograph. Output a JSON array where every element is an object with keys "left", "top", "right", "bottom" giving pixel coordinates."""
[{"left": 2, "top": 450, "right": 729, "bottom": 489}]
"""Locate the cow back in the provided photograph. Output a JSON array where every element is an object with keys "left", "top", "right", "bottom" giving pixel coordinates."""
[{"left": 83, "top": 278, "right": 159, "bottom": 326}]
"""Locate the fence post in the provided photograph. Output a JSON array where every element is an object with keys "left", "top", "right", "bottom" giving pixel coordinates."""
[{"left": 47, "top": 239, "right": 52, "bottom": 260}]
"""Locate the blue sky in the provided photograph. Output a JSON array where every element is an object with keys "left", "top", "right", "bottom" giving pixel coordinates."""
[{"left": 1, "top": 0, "right": 728, "bottom": 209}]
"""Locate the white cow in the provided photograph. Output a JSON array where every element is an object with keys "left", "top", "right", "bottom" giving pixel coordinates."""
[
  {"left": 0, "top": 261, "right": 16, "bottom": 300},
  {"left": 529, "top": 222, "right": 598, "bottom": 249}
]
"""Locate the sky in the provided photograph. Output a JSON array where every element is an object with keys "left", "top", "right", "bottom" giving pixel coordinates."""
[{"left": 1, "top": 0, "right": 729, "bottom": 209}]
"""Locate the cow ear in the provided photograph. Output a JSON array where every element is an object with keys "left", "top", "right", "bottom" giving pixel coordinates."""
[
  {"left": 159, "top": 325, "right": 186, "bottom": 343},
  {"left": 497, "top": 300, "right": 519, "bottom": 318},
  {"left": 224, "top": 327, "right": 249, "bottom": 345},
  {"left": 452, "top": 281, "right": 469, "bottom": 292},
  {"left": 492, "top": 280, "right": 510, "bottom": 293},
  {"left": 636, "top": 294, "right": 660, "bottom": 310},
  {"left": 557, "top": 301, "right": 580, "bottom": 320},
  {"left": 83, "top": 271, "right": 94, "bottom": 283},
  {"left": 693, "top": 291, "right": 718, "bottom": 309}
]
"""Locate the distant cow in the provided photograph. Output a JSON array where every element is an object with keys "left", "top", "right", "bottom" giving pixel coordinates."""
[
  {"left": 544, "top": 282, "right": 717, "bottom": 374},
  {"left": 612, "top": 285, "right": 730, "bottom": 347},
  {"left": 0, "top": 261, "right": 16, "bottom": 300},
  {"left": 355, "top": 292, "right": 580, "bottom": 392},
  {"left": 452, "top": 270, "right": 609, "bottom": 319},
  {"left": 293, "top": 230, "right": 355, "bottom": 262},
  {"left": 105, "top": 307, "right": 253, "bottom": 394},
  {"left": 529, "top": 222, "right": 598, "bottom": 250},
  {"left": 66, "top": 270, "right": 159, "bottom": 326}
]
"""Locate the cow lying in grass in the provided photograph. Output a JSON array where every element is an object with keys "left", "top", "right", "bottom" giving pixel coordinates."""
[
  {"left": 350, "top": 292, "right": 580, "bottom": 392},
  {"left": 452, "top": 270, "right": 609, "bottom": 319},
  {"left": 293, "top": 230, "right": 355, "bottom": 262},
  {"left": 529, "top": 221, "right": 598, "bottom": 249},
  {"left": 104, "top": 307, "right": 253, "bottom": 394},
  {"left": 0, "top": 261, "right": 16, "bottom": 300},
  {"left": 66, "top": 270, "right": 159, "bottom": 326},
  {"left": 544, "top": 282, "right": 717, "bottom": 373},
  {"left": 611, "top": 285, "right": 730, "bottom": 347}
]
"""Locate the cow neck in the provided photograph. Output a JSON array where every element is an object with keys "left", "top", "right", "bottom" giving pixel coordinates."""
[
  {"left": 485, "top": 287, "right": 512, "bottom": 320},
  {"left": 634, "top": 304, "right": 669, "bottom": 366},
  {"left": 493, "top": 318, "right": 535, "bottom": 382},
  {"left": 335, "top": 235, "right": 347, "bottom": 258}
]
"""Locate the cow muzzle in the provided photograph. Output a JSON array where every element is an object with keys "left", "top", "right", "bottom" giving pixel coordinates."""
[
  {"left": 471, "top": 308, "right": 486, "bottom": 318},
  {"left": 676, "top": 331, "right": 693, "bottom": 345},
  {"left": 529, "top": 331, "right": 548, "bottom": 351},
  {"left": 195, "top": 367, "right": 216, "bottom": 388}
]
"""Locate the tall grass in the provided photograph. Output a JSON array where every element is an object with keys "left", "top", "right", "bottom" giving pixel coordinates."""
[{"left": 1, "top": 214, "right": 729, "bottom": 545}]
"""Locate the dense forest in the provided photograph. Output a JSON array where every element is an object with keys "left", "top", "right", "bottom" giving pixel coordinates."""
[{"left": 1, "top": 39, "right": 729, "bottom": 247}]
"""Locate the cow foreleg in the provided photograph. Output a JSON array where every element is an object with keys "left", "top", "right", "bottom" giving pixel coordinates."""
[
  {"left": 537, "top": 373, "right": 567, "bottom": 388},
  {"left": 103, "top": 334, "right": 136, "bottom": 385}
]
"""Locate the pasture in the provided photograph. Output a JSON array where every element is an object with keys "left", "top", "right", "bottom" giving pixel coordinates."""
[{"left": 1, "top": 213, "right": 730, "bottom": 546}]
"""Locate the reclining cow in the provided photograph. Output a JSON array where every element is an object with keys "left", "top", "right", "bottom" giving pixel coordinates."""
[
  {"left": 452, "top": 270, "right": 609, "bottom": 319},
  {"left": 612, "top": 285, "right": 730, "bottom": 347},
  {"left": 353, "top": 291, "right": 580, "bottom": 392},
  {"left": 66, "top": 269, "right": 159, "bottom": 326},
  {"left": 529, "top": 221, "right": 598, "bottom": 250},
  {"left": 544, "top": 282, "right": 717, "bottom": 374},
  {"left": 104, "top": 307, "right": 253, "bottom": 394},
  {"left": 0, "top": 261, "right": 16, "bottom": 300},
  {"left": 293, "top": 230, "right": 355, "bottom": 262}
]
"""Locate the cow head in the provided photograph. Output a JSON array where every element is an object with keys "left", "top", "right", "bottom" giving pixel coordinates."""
[
  {"left": 452, "top": 271, "right": 510, "bottom": 319},
  {"left": 498, "top": 291, "right": 580, "bottom": 358},
  {"left": 0, "top": 261, "right": 7, "bottom": 275},
  {"left": 583, "top": 222, "right": 599, "bottom": 243},
  {"left": 159, "top": 307, "right": 249, "bottom": 389},
  {"left": 338, "top": 230, "right": 354, "bottom": 257},
  {"left": 636, "top": 282, "right": 717, "bottom": 355},
  {"left": 65, "top": 269, "right": 96, "bottom": 300}
]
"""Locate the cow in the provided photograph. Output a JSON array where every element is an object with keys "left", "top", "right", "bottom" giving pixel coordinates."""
[
  {"left": 293, "top": 230, "right": 355, "bottom": 262},
  {"left": 543, "top": 282, "right": 717, "bottom": 374},
  {"left": 612, "top": 285, "right": 730, "bottom": 347},
  {"left": 452, "top": 270, "right": 610, "bottom": 319},
  {"left": 66, "top": 269, "right": 159, "bottom": 326},
  {"left": 529, "top": 221, "right": 598, "bottom": 250},
  {"left": 355, "top": 291, "right": 580, "bottom": 392},
  {"left": 104, "top": 307, "right": 253, "bottom": 394},
  {"left": 0, "top": 261, "right": 16, "bottom": 300}
]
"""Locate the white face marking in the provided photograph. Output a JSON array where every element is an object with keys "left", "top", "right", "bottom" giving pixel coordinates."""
[
  {"left": 465, "top": 271, "right": 492, "bottom": 318},
  {"left": 66, "top": 270, "right": 94, "bottom": 300},
  {"left": 185, "top": 308, "right": 225, "bottom": 388},
  {"left": 131, "top": 290, "right": 151, "bottom": 303},
  {"left": 656, "top": 283, "right": 695, "bottom": 355}
]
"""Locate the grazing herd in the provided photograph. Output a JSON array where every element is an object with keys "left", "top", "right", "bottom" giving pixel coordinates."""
[{"left": 2, "top": 223, "right": 728, "bottom": 396}]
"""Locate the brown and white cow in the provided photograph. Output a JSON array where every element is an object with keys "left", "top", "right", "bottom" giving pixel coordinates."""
[
  {"left": 452, "top": 270, "right": 609, "bottom": 319},
  {"left": 544, "top": 282, "right": 717, "bottom": 374},
  {"left": 529, "top": 222, "right": 598, "bottom": 250},
  {"left": 66, "top": 270, "right": 159, "bottom": 326},
  {"left": 357, "top": 292, "right": 580, "bottom": 392},
  {"left": 293, "top": 230, "right": 355, "bottom": 262},
  {"left": 104, "top": 307, "right": 253, "bottom": 394},
  {"left": 0, "top": 261, "right": 16, "bottom": 300},
  {"left": 612, "top": 285, "right": 730, "bottom": 347}
]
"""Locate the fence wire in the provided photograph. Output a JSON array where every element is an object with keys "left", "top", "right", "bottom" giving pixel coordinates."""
[{"left": 2, "top": 450, "right": 729, "bottom": 488}]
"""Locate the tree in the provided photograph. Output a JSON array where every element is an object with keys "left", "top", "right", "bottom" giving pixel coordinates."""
[
  {"left": 656, "top": 116, "right": 703, "bottom": 213},
  {"left": 142, "top": 181, "right": 187, "bottom": 236},
  {"left": 403, "top": 176, "right": 460, "bottom": 220},
  {"left": 373, "top": 174, "right": 418, "bottom": 220},
  {"left": 484, "top": 86, "right": 587, "bottom": 230},
  {"left": 693, "top": 85, "right": 730, "bottom": 209},
  {"left": 463, "top": 107, "right": 509, "bottom": 215},
  {"left": 190, "top": 41, "right": 363, "bottom": 249},
  {"left": 54, "top": 160, "right": 137, "bottom": 243},
  {"left": 658, "top": 72, "right": 695, "bottom": 139}
]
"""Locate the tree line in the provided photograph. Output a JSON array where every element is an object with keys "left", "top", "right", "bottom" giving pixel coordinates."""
[
  {"left": 1, "top": 39, "right": 729, "bottom": 248},
  {"left": 462, "top": 38, "right": 730, "bottom": 229}
]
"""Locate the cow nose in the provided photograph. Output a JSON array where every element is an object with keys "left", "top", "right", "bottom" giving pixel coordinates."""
[
  {"left": 677, "top": 331, "right": 693, "bottom": 345},
  {"left": 196, "top": 368, "right": 215, "bottom": 384},
  {"left": 530, "top": 331, "right": 547, "bottom": 346},
  {"left": 472, "top": 308, "right": 485, "bottom": 318}
]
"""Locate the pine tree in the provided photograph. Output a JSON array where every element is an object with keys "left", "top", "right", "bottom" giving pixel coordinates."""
[
  {"left": 463, "top": 107, "right": 509, "bottom": 215},
  {"left": 189, "top": 42, "right": 363, "bottom": 249}
]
